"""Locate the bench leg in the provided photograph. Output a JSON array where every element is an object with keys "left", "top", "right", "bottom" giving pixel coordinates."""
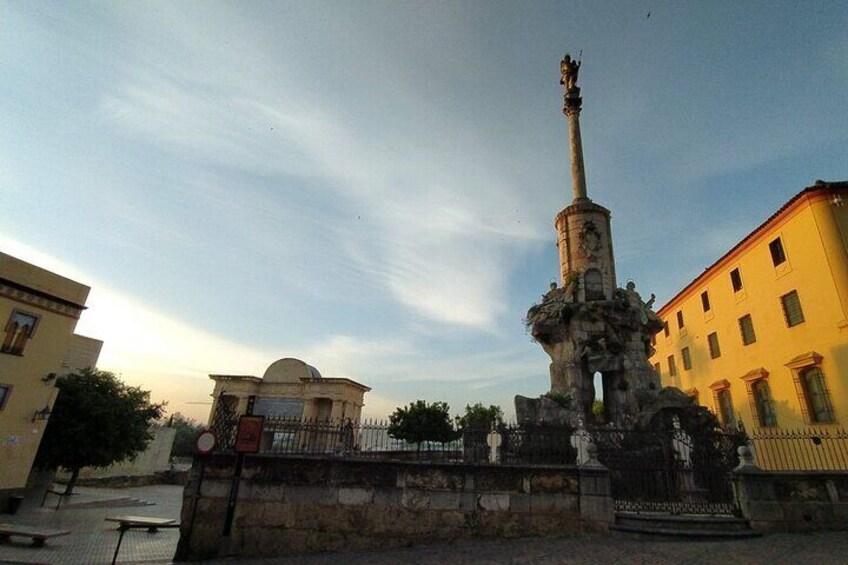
[
  {"left": 147, "top": 526, "right": 159, "bottom": 533},
  {"left": 0, "top": 534, "right": 9, "bottom": 544},
  {"left": 32, "top": 538, "right": 46, "bottom": 548},
  {"left": 112, "top": 528, "right": 127, "bottom": 565}
]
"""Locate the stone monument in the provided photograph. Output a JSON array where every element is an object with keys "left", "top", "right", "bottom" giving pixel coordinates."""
[{"left": 518, "top": 54, "right": 689, "bottom": 430}]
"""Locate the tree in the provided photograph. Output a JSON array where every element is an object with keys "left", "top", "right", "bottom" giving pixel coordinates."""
[
  {"left": 387, "top": 400, "right": 459, "bottom": 453},
  {"left": 167, "top": 412, "right": 204, "bottom": 458},
  {"left": 35, "top": 368, "right": 166, "bottom": 494},
  {"left": 457, "top": 403, "right": 504, "bottom": 429}
]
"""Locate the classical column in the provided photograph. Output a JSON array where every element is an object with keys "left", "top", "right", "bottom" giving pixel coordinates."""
[{"left": 561, "top": 53, "right": 588, "bottom": 202}]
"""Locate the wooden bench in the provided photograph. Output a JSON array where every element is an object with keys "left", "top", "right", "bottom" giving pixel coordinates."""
[
  {"left": 105, "top": 516, "right": 179, "bottom": 565},
  {"left": 0, "top": 523, "right": 71, "bottom": 547}
]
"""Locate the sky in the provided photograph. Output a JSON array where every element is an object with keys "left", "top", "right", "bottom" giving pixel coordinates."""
[{"left": 2, "top": 1, "right": 847, "bottom": 423}]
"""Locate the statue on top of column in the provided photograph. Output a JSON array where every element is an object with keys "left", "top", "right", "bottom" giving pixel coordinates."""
[{"left": 560, "top": 53, "right": 581, "bottom": 92}]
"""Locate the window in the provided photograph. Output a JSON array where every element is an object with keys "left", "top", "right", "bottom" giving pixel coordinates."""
[
  {"left": 667, "top": 355, "right": 677, "bottom": 377},
  {"left": 584, "top": 268, "right": 604, "bottom": 301},
  {"left": 0, "top": 385, "right": 10, "bottom": 410},
  {"left": 663, "top": 321, "right": 669, "bottom": 337},
  {"left": 681, "top": 347, "right": 692, "bottom": 371},
  {"left": 653, "top": 362, "right": 661, "bottom": 375},
  {"left": 738, "top": 314, "right": 757, "bottom": 345},
  {"left": 676, "top": 311, "right": 684, "bottom": 329},
  {"left": 751, "top": 380, "right": 778, "bottom": 428},
  {"left": 799, "top": 367, "right": 836, "bottom": 424},
  {"left": 701, "top": 290, "right": 711, "bottom": 312},
  {"left": 710, "top": 380, "right": 736, "bottom": 428},
  {"left": 2, "top": 311, "right": 39, "bottom": 355},
  {"left": 781, "top": 290, "right": 805, "bottom": 327},
  {"left": 730, "top": 268, "right": 743, "bottom": 292},
  {"left": 707, "top": 332, "right": 721, "bottom": 359},
  {"left": 716, "top": 389, "right": 735, "bottom": 428},
  {"left": 769, "top": 237, "right": 786, "bottom": 266}
]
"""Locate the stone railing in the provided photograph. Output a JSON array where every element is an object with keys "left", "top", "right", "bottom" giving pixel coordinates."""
[{"left": 733, "top": 446, "right": 848, "bottom": 532}]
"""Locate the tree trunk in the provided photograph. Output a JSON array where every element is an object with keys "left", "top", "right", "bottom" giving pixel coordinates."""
[{"left": 64, "top": 467, "right": 80, "bottom": 495}]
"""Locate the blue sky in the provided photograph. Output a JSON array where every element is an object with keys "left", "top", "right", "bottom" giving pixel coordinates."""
[{"left": 2, "top": 1, "right": 847, "bottom": 422}]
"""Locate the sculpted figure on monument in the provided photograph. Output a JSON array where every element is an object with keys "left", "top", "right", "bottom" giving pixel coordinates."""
[{"left": 560, "top": 53, "right": 581, "bottom": 92}]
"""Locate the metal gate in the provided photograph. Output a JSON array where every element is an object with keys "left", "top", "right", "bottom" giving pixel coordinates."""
[{"left": 592, "top": 427, "right": 742, "bottom": 515}]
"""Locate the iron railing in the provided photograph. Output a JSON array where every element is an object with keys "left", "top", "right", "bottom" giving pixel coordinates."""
[
  {"left": 748, "top": 426, "right": 848, "bottom": 471},
  {"left": 590, "top": 427, "right": 744, "bottom": 515},
  {"left": 209, "top": 417, "right": 578, "bottom": 465}
]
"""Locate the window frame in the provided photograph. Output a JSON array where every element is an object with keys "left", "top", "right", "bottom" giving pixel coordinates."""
[
  {"left": 769, "top": 237, "right": 786, "bottom": 267},
  {"left": 730, "top": 268, "right": 743, "bottom": 292},
  {"left": 709, "top": 380, "right": 736, "bottom": 429},
  {"left": 0, "top": 384, "right": 11, "bottom": 410},
  {"left": 2, "top": 309, "right": 41, "bottom": 356},
  {"left": 676, "top": 310, "right": 684, "bottom": 329},
  {"left": 780, "top": 290, "right": 805, "bottom": 327},
  {"left": 785, "top": 352, "right": 836, "bottom": 425},
  {"left": 700, "top": 290, "right": 711, "bottom": 313},
  {"left": 681, "top": 346, "right": 692, "bottom": 371},
  {"left": 707, "top": 332, "right": 721, "bottom": 359},
  {"left": 667, "top": 354, "right": 677, "bottom": 377},
  {"left": 738, "top": 314, "right": 757, "bottom": 345}
]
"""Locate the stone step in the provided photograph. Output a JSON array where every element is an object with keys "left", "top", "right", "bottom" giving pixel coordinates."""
[
  {"left": 613, "top": 511, "right": 761, "bottom": 540},
  {"left": 611, "top": 523, "right": 762, "bottom": 540},
  {"left": 616, "top": 511, "right": 752, "bottom": 531}
]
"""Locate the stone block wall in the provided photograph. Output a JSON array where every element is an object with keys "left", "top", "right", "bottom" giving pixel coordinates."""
[
  {"left": 734, "top": 469, "right": 848, "bottom": 532},
  {"left": 175, "top": 456, "right": 612, "bottom": 560}
]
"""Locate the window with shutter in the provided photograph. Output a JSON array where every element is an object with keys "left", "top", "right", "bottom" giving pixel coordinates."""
[
  {"left": 739, "top": 314, "right": 757, "bottom": 345},
  {"left": 781, "top": 290, "right": 805, "bottom": 327}
]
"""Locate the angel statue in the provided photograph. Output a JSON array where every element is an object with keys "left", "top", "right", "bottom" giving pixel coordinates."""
[{"left": 560, "top": 53, "right": 580, "bottom": 92}]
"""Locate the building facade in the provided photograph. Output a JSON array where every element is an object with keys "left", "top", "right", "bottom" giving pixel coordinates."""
[
  {"left": 209, "top": 357, "right": 370, "bottom": 424},
  {"left": 0, "top": 252, "right": 92, "bottom": 504},
  {"left": 651, "top": 181, "right": 848, "bottom": 433}
]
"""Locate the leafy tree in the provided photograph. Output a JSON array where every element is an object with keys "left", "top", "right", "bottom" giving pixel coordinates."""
[
  {"left": 457, "top": 403, "right": 503, "bottom": 429},
  {"left": 35, "top": 368, "right": 166, "bottom": 494},
  {"left": 167, "top": 412, "right": 205, "bottom": 458},
  {"left": 388, "top": 400, "right": 459, "bottom": 453}
]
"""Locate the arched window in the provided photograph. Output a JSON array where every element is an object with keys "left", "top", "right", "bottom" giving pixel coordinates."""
[{"left": 584, "top": 268, "right": 604, "bottom": 301}]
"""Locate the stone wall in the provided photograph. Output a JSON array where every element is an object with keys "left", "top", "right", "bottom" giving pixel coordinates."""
[
  {"left": 55, "top": 426, "right": 176, "bottom": 480},
  {"left": 174, "top": 456, "right": 612, "bottom": 560},
  {"left": 734, "top": 469, "right": 848, "bottom": 532}
]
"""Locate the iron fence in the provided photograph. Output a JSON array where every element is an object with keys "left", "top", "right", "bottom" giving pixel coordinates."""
[
  {"left": 208, "top": 416, "right": 578, "bottom": 465},
  {"left": 748, "top": 427, "right": 848, "bottom": 471},
  {"left": 590, "top": 427, "right": 744, "bottom": 515}
]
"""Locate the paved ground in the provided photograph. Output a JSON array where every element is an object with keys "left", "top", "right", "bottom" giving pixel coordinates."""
[
  {"left": 1, "top": 484, "right": 847, "bottom": 564},
  {"left": 0, "top": 484, "right": 182, "bottom": 565}
]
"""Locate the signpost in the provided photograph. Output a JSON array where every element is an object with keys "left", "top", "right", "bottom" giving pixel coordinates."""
[{"left": 223, "top": 415, "right": 264, "bottom": 536}]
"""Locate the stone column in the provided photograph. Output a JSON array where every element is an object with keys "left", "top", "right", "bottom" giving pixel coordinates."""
[{"left": 564, "top": 91, "right": 587, "bottom": 202}]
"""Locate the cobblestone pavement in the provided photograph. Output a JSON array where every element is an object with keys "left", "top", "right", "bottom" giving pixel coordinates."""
[
  {"left": 2, "top": 485, "right": 847, "bottom": 565},
  {"left": 0, "top": 484, "right": 182, "bottom": 565}
]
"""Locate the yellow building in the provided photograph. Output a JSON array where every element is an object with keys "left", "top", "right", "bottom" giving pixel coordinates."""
[
  {"left": 650, "top": 181, "right": 848, "bottom": 437},
  {"left": 0, "top": 252, "right": 92, "bottom": 505}
]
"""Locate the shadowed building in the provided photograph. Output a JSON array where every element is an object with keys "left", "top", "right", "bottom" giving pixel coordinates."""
[
  {"left": 651, "top": 181, "right": 848, "bottom": 434},
  {"left": 0, "top": 252, "right": 93, "bottom": 507}
]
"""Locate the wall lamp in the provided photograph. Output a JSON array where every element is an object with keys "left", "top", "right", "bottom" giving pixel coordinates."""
[{"left": 32, "top": 405, "right": 52, "bottom": 422}]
